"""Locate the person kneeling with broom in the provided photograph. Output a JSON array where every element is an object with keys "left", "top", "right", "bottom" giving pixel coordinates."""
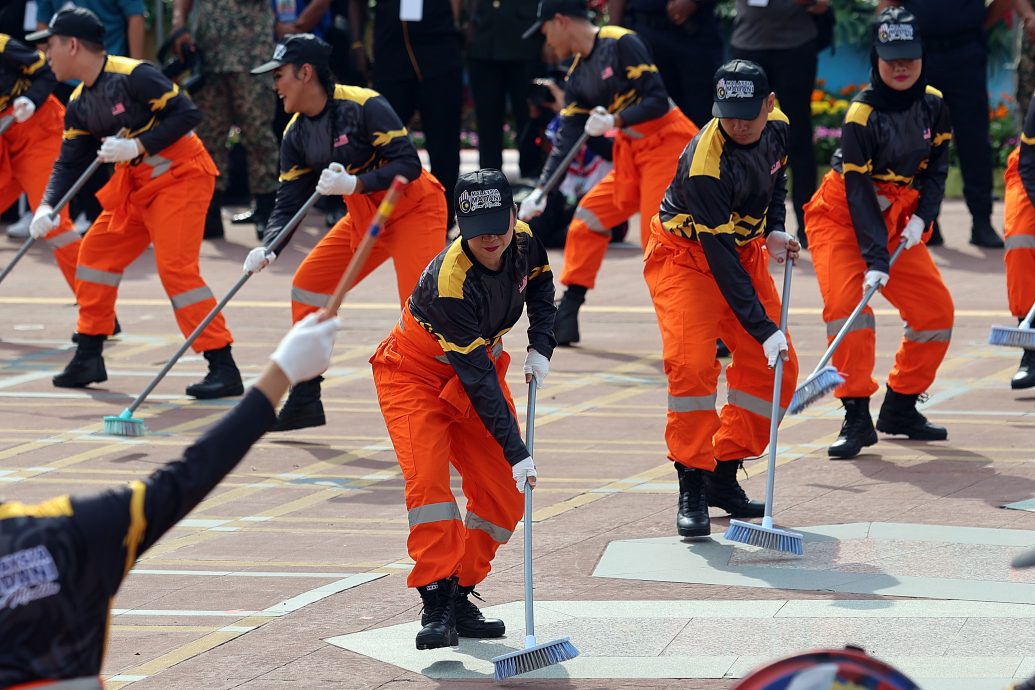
[{"left": 0, "top": 313, "right": 340, "bottom": 689}]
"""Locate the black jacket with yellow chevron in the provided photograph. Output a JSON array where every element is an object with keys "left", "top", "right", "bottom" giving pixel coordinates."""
[
  {"left": 263, "top": 84, "right": 421, "bottom": 251},
  {"left": 408, "top": 223, "right": 556, "bottom": 465},
  {"left": 1017, "top": 94, "right": 1035, "bottom": 206},
  {"left": 830, "top": 85, "right": 951, "bottom": 273},
  {"left": 0, "top": 389, "right": 274, "bottom": 686},
  {"left": 537, "top": 25, "right": 670, "bottom": 188},
  {"left": 43, "top": 55, "right": 200, "bottom": 208},
  {"left": 658, "top": 111, "right": 789, "bottom": 345},
  {"left": 0, "top": 33, "right": 57, "bottom": 113}
]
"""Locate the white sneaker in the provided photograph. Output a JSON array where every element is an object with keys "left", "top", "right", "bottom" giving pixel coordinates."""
[
  {"left": 74, "top": 212, "right": 91, "bottom": 235},
  {"left": 5, "top": 211, "right": 31, "bottom": 239}
]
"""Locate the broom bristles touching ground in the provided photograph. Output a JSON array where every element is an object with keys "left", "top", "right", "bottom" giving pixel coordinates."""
[
  {"left": 988, "top": 325, "right": 1035, "bottom": 350},
  {"left": 788, "top": 366, "right": 845, "bottom": 415},
  {"left": 103, "top": 409, "right": 146, "bottom": 437},
  {"left": 492, "top": 636, "right": 579, "bottom": 680},
  {"left": 725, "top": 518, "right": 804, "bottom": 556}
]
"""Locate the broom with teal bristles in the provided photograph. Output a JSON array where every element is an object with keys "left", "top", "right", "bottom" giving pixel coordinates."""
[
  {"left": 492, "top": 380, "right": 579, "bottom": 679},
  {"left": 789, "top": 242, "right": 908, "bottom": 415},
  {"left": 725, "top": 259, "right": 804, "bottom": 556},
  {"left": 989, "top": 301, "right": 1035, "bottom": 350}
]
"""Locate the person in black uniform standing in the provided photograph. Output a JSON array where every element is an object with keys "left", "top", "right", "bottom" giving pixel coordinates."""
[
  {"left": 879, "top": 0, "right": 1006, "bottom": 248},
  {"left": 0, "top": 314, "right": 340, "bottom": 690}
]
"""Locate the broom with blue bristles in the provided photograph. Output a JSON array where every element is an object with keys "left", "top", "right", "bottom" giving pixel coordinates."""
[
  {"left": 788, "top": 242, "right": 908, "bottom": 415},
  {"left": 492, "top": 379, "right": 579, "bottom": 680},
  {"left": 989, "top": 301, "right": 1035, "bottom": 350},
  {"left": 725, "top": 258, "right": 804, "bottom": 556}
]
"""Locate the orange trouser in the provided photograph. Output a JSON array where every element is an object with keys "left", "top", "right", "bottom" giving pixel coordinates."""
[
  {"left": 75, "top": 134, "right": 232, "bottom": 351},
  {"left": 804, "top": 170, "right": 953, "bottom": 398},
  {"left": 371, "top": 307, "right": 525, "bottom": 588},
  {"left": 0, "top": 96, "right": 79, "bottom": 290},
  {"left": 643, "top": 217, "right": 799, "bottom": 471},
  {"left": 290, "top": 169, "right": 446, "bottom": 322},
  {"left": 560, "top": 108, "right": 698, "bottom": 290},
  {"left": 8, "top": 678, "right": 103, "bottom": 689},
  {"left": 1004, "top": 147, "right": 1035, "bottom": 319}
]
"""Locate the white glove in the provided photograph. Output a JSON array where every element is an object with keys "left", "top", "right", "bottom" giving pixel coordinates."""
[
  {"left": 243, "top": 246, "right": 275, "bottom": 274},
  {"left": 765, "top": 230, "right": 795, "bottom": 264},
  {"left": 863, "top": 269, "right": 889, "bottom": 292},
  {"left": 29, "top": 204, "right": 58, "bottom": 239},
  {"left": 518, "top": 189, "right": 546, "bottom": 221},
  {"left": 584, "top": 106, "right": 615, "bottom": 137},
  {"left": 901, "top": 215, "right": 926, "bottom": 249},
  {"left": 269, "top": 312, "right": 341, "bottom": 385},
  {"left": 523, "top": 349, "right": 550, "bottom": 388},
  {"left": 12, "top": 97, "right": 35, "bottom": 123},
  {"left": 512, "top": 456, "right": 537, "bottom": 492},
  {"left": 316, "top": 163, "right": 357, "bottom": 196},
  {"left": 762, "top": 330, "right": 788, "bottom": 368},
  {"left": 98, "top": 136, "right": 141, "bottom": 163}
]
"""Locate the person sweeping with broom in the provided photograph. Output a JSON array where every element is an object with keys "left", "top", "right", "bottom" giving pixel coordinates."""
[
  {"left": 29, "top": 7, "right": 244, "bottom": 400},
  {"left": 0, "top": 314, "right": 340, "bottom": 690},
  {"left": 802, "top": 6, "right": 954, "bottom": 459},
  {"left": 643, "top": 59, "right": 800, "bottom": 539},
  {"left": 245, "top": 33, "right": 447, "bottom": 432},
  {"left": 371, "top": 169, "right": 555, "bottom": 650}
]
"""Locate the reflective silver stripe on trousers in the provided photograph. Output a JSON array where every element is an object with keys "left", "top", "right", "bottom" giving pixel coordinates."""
[
  {"left": 143, "top": 153, "right": 172, "bottom": 178},
  {"left": 668, "top": 392, "right": 717, "bottom": 413},
  {"left": 75, "top": 265, "right": 121, "bottom": 287},
  {"left": 408, "top": 501, "right": 462, "bottom": 529},
  {"left": 826, "top": 312, "right": 876, "bottom": 338},
  {"left": 727, "top": 387, "right": 786, "bottom": 422},
  {"left": 904, "top": 325, "right": 952, "bottom": 343},
  {"left": 465, "top": 511, "right": 514, "bottom": 543},
  {"left": 170, "top": 285, "right": 215, "bottom": 310},
  {"left": 1005, "top": 235, "right": 1035, "bottom": 250},
  {"left": 620, "top": 126, "right": 644, "bottom": 139},
  {"left": 435, "top": 339, "right": 503, "bottom": 363},
  {"left": 574, "top": 206, "right": 609, "bottom": 235},
  {"left": 291, "top": 286, "right": 331, "bottom": 308},
  {"left": 18, "top": 679, "right": 103, "bottom": 690},
  {"left": 46, "top": 229, "right": 80, "bottom": 249},
  {"left": 876, "top": 194, "right": 891, "bottom": 211}
]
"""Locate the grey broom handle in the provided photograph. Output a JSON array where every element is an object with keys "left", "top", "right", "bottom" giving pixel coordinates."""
[
  {"left": 538, "top": 131, "right": 590, "bottom": 197},
  {"left": 809, "top": 241, "right": 907, "bottom": 376},
  {"left": 523, "top": 380, "right": 537, "bottom": 639},
  {"left": 0, "top": 156, "right": 104, "bottom": 286},
  {"left": 124, "top": 191, "right": 320, "bottom": 415},
  {"left": 764, "top": 260, "right": 793, "bottom": 521},
  {"left": 0, "top": 115, "right": 14, "bottom": 136}
]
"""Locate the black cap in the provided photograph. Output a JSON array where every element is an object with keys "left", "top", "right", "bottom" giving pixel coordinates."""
[
  {"left": 521, "top": 0, "right": 592, "bottom": 40},
  {"left": 251, "top": 34, "right": 332, "bottom": 75},
  {"left": 711, "top": 59, "right": 769, "bottom": 120},
  {"left": 26, "top": 7, "right": 105, "bottom": 44},
  {"left": 873, "top": 7, "right": 922, "bottom": 61},
  {"left": 455, "top": 169, "right": 514, "bottom": 240}
]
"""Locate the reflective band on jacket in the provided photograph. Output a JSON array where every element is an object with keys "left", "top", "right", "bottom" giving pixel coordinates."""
[
  {"left": 727, "top": 387, "right": 785, "bottom": 422},
  {"left": 407, "top": 501, "right": 462, "bottom": 529},
  {"left": 825, "top": 312, "right": 876, "bottom": 338},
  {"left": 291, "top": 286, "right": 331, "bottom": 308},
  {"left": 464, "top": 511, "right": 513, "bottom": 543},
  {"left": 1005, "top": 235, "right": 1035, "bottom": 250},
  {"left": 904, "top": 325, "right": 952, "bottom": 343},
  {"left": 169, "top": 285, "right": 214, "bottom": 310},
  {"left": 75, "top": 265, "right": 121, "bottom": 287},
  {"left": 667, "top": 392, "right": 717, "bottom": 413}
]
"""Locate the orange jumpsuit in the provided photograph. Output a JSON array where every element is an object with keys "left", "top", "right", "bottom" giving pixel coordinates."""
[
  {"left": 804, "top": 87, "right": 954, "bottom": 399},
  {"left": 1003, "top": 95, "right": 1035, "bottom": 320},
  {"left": 644, "top": 114, "right": 798, "bottom": 471},
  {"left": 372, "top": 227, "right": 555, "bottom": 588}
]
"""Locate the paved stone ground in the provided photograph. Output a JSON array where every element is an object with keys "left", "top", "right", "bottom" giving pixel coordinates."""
[{"left": 1, "top": 185, "right": 1033, "bottom": 689}]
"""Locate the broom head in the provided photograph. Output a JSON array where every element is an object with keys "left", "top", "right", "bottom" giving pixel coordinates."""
[
  {"left": 103, "top": 408, "right": 146, "bottom": 437},
  {"left": 988, "top": 324, "right": 1035, "bottom": 350},
  {"left": 788, "top": 366, "right": 844, "bottom": 415},
  {"left": 492, "top": 636, "right": 579, "bottom": 680},
  {"left": 725, "top": 518, "right": 804, "bottom": 556}
]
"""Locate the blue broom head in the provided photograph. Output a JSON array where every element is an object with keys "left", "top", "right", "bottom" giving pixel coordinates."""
[
  {"left": 492, "top": 636, "right": 579, "bottom": 680},
  {"left": 103, "top": 409, "right": 146, "bottom": 437},
  {"left": 725, "top": 519, "right": 804, "bottom": 556},
  {"left": 789, "top": 366, "right": 844, "bottom": 415},
  {"left": 988, "top": 324, "right": 1035, "bottom": 349}
]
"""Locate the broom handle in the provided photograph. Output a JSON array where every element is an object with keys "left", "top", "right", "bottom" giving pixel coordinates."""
[
  {"left": 523, "top": 380, "right": 536, "bottom": 641},
  {"left": 537, "top": 131, "right": 590, "bottom": 197},
  {"left": 763, "top": 259, "right": 793, "bottom": 524},
  {"left": 0, "top": 114, "right": 14, "bottom": 137},
  {"left": 809, "top": 242, "right": 906, "bottom": 376},
  {"left": 1020, "top": 300, "right": 1035, "bottom": 331},
  {"left": 0, "top": 237, "right": 34, "bottom": 286}
]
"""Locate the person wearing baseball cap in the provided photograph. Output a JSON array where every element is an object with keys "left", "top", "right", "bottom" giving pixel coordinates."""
[
  {"left": 644, "top": 58, "right": 800, "bottom": 539},
  {"left": 242, "top": 34, "right": 446, "bottom": 433},
  {"left": 517, "top": 0, "right": 698, "bottom": 349},
  {"left": 30, "top": 6, "right": 245, "bottom": 400},
  {"left": 371, "top": 169, "right": 556, "bottom": 650},
  {"left": 803, "top": 6, "right": 953, "bottom": 460}
]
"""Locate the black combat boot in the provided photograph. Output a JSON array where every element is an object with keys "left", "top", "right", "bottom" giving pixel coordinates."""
[
  {"left": 53, "top": 334, "right": 107, "bottom": 388},
  {"left": 875, "top": 385, "right": 947, "bottom": 440},
  {"left": 828, "top": 397, "right": 878, "bottom": 459},
  {"left": 1012, "top": 347, "right": 1035, "bottom": 390},
  {"left": 185, "top": 345, "right": 244, "bottom": 399},
  {"left": 440, "top": 582, "right": 505, "bottom": 638},
  {"left": 703, "top": 460, "right": 764, "bottom": 518},
  {"left": 73, "top": 316, "right": 120, "bottom": 343},
  {"left": 970, "top": 219, "right": 1004, "bottom": 248},
  {"left": 203, "top": 188, "right": 224, "bottom": 239},
  {"left": 554, "top": 285, "right": 587, "bottom": 346},
  {"left": 270, "top": 376, "right": 326, "bottom": 432},
  {"left": 415, "top": 578, "right": 458, "bottom": 650},
  {"left": 232, "top": 191, "right": 277, "bottom": 240},
  {"left": 675, "top": 463, "right": 710, "bottom": 538}
]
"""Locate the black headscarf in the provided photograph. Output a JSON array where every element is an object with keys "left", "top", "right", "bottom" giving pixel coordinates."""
[{"left": 857, "top": 48, "right": 927, "bottom": 112}]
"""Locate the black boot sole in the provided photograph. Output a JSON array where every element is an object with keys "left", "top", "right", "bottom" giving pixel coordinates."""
[
  {"left": 677, "top": 520, "right": 710, "bottom": 538},
  {"left": 415, "top": 628, "right": 459, "bottom": 650},
  {"left": 1011, "top": 371, "right": 1035, "bottom": 390},
  {"left": 827, "top": 428, "right": 878, "bottom": 459},
  {"left": 185, "top": 381, "right": 245, "bottom": 400},
  {"left": 874, "top": 419, "right": 947, "bottom": 441},
  {"left": 53, "top": 373, "right": 107, "bottom": 388},
  {"left": 270, "top": 411, "right": 326, "bottom": 432},
  {"left": 456, "top": 625, "right": 505, "bottom": 638}
]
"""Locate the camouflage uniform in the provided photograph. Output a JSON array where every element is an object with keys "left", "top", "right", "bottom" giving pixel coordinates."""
[{"left": 191, "top": 0, "right": 279, "bottom": 195}]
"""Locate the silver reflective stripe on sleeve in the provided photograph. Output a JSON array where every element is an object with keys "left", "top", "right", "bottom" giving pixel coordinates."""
[
  {"left": 169, "top": 285, "right": 214, "bottom": 310},
  {"left": 408, "top": 501, "right": 462, "bottom": 529},
  {"left": 668, "top": 392, "right": 717, "bottom": 413},
  {"left": 291, "top": 286, "right": 331, "bottom": 308},
  {"left": 825, "top": 312, "right": 876, "bottom": 338},
  {"left": 1005, "top": 235, "right": 1035, "bottom": 250},
  {"left": 904, "top": 325, "right": 952, "bottom": 343},
  {"left": 464, "top": 511, "right": 514, "bottom": 543},
  {"left": 727, "top": 387, "right": 786, "bottom": 422},
  {"left": 574, "top": 206, "right": 609, "bottom": 235},
  {"left": 75, "top": 265, "right": 121, "bottom": 287}
]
